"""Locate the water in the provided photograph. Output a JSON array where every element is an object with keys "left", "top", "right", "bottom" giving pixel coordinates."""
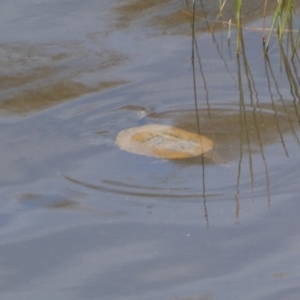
[{"left": 1, "top": 1, "right": 300, "bottom": 300}]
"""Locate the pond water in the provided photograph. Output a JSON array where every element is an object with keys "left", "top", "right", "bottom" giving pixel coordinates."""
[{"left": 1, "top": 1, "right": 300, "bottom": 300}]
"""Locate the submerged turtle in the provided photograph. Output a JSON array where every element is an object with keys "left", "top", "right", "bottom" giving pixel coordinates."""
[{"left": 116, "top": 124, "right": 222, "bottom": 161}]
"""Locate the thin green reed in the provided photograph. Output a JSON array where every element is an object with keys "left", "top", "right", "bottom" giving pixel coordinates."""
[
  {"left": 278, "top": 0, "right": 293, "bottom": 41},
  {"left": 265, "top": 0, "right": 294, "bottom": 52},
  {"left": 235, "top": 0, "right": 242, "bottom": 53},
  {"left": 292, "top": 28, "right": 300, "bottom": 58}
]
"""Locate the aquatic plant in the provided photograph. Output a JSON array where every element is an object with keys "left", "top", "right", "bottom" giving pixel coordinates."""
[
  {"left": 235, "top": 0, "right": 242, "bottom": 53},
  {"left": 191, "top": 0, "right": 299, "bottom": 54},
  {"left": 264, "top": 0, "right": 295, "bottom": 52},
  {"left": 188, "top": 0, "right": 300, "bottom": 211}
]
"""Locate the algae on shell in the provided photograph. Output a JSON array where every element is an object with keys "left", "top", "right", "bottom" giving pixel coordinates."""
[{"left": 116, "top": 124, "right": 214, "bottom": 159}]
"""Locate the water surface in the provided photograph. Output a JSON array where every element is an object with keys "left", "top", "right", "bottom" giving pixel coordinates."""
[{"left": 1, "top": 1, "right": 300, "bottom": 300}]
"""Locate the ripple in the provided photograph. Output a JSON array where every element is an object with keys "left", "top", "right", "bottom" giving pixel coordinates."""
[
  {"left": 61, "top": 100, "right": 300, "bottom": 205},
  {"left": 63, "top": 175, "right": 222, "bottom": 199}
]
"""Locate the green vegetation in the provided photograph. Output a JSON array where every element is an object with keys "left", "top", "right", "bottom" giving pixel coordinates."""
[
  {"left": 188, "top": 1, "right": 300, "bottom": 202},
  {"left": 264, "top": 0, "right": 296, "bottom": 52},
  {"left": 192, "top": 0, "right": 299, "bottom": 54},
  {"left": 235, "top": 0, "right": 242, "bottom": 53}
]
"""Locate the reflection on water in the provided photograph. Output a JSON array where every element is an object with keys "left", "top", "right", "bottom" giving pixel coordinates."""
[
  {"left": 0, "top": 3, "right": 128, "bottom": 115},
  {"left": 115, "top": 0, "right": 296, "bottom": 35},
  {"left": 19, "top": 192, "right": 80, "bottom": 209},
  {"left": 18, "top": 190, "right": 127, "bottom": 217},
  {"left": 169, "top": 297, "right": 213, "bottom": 300},
  {"left": 0, "top": 0, "right": 299, "bottom": 233},
  {"left": 1, "top": 1, "right": 300, "bottom": 300},
  {"left": 62, "top": 96, "right": 300, "bottom": 224},
  {"left": 0, "top": 42, "right": 128, "bottom": 114},
  {"left": 0, "top": 79, "right": 127, "bottom": 115},
  {"left": 149, "top": 104, "right": 299, "bottom": 159}
]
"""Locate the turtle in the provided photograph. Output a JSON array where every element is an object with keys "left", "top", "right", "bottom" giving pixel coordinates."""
[{"left": 116, "top": 124, "right": 223, "bottom": 163}]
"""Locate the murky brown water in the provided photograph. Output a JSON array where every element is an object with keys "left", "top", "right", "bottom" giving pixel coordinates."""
[{"left": 1, "top": 1, "right": 300, "bottom": 300}]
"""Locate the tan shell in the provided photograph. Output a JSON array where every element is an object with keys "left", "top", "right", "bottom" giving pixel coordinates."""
[{"left": 116, "top": 124, "right": 213, "bottom": 159}]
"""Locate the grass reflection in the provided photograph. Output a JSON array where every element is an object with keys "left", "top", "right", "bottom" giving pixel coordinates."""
[{"left": 191, "top": 7, "right": 300, "bottom": 220}]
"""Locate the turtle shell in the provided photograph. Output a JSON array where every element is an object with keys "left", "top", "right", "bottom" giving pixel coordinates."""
[{"left": 116, "top": 124, "right": 213, "bottom": 159}]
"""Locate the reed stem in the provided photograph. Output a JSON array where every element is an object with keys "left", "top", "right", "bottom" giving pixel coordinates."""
[{"left": 235, "top": 0, "right": 242, "bottom": 53}]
